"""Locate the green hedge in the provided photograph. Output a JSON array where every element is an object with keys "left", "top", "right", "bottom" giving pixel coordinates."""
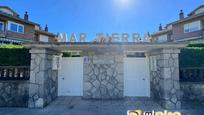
[
  {"left": 0, "top": 45, "right": 30, "bottom": 66},
  {"left": 188, "top": 43, "right": 204, "bottom": 47},
  {"left": 62, "top": 52, "right": 81, "bottom": 57},
  {"left": 187, "top": 41, "right": 204, "bottom": 47},
  {"left": 179, "top": 43, "right": 204, "bottom": 68}
]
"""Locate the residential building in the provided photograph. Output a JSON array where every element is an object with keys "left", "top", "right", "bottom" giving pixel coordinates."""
[
  {"left": 151, "top": 5, "right": 204, "bottom": 43},
  {"left": 0, "top": 6, "right": 57, "bottom": 44}
]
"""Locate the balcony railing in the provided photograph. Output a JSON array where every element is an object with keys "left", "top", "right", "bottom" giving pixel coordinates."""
[
  {"left": 0, "top": 30, "right": 6, "bottom": 37},
  {"left": 0, "top": 66, "right": 30, "bottom": 80},
  {"left": 0, "top": 30, "right": 34, "bottom": 41},
  {"left": 180, "top": 67, "right": 204, "bottom": 82}
]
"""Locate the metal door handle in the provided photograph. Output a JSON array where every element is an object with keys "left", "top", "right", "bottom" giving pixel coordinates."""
[
  {"left": 142, "top": 78, "right": 145, "bottom": 80},
  {"left": 62, "top": 78, "right": 65, "bottom": 80}
]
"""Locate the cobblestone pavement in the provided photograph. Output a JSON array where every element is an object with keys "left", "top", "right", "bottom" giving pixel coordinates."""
[{"left": 0, "top": 97, "right": 203, "bottom": 115}]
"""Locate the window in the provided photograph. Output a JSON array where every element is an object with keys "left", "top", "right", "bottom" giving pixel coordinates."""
[
  {"left": 10, "top": 23, "right": 18, "bottom": 32},
  {"left": 8, "top": 21, "right": 24, "bottom": 33},
  {"left": 184, "top": 21, "right": 201, "bottom": 33},
  {"left": 157, "top": 34, "right": 168, "bottom": 42},
  {"left": 39, "top": 35, "right": 49, "bottom": 42},
  {"left": 18, "top": 25, "right": 24, "bottom": 33},
  {"left": 0, "top": 21, "right": 4, "bottom": 31}
]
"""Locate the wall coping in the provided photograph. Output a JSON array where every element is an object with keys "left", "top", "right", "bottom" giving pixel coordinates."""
[
  {"left": 29, "top": 48, "right": 61, "bottom": 55},
  {"left": 24, "top": 42, "right": 187, "bottom": 52}
]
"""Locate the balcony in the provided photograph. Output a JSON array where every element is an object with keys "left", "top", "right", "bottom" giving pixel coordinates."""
[
  {"left": 0, "top": 30, "right": 35, "bottom": 42},
  {"left": 0, "top": 30, "right": 6, "bottom": 38}
]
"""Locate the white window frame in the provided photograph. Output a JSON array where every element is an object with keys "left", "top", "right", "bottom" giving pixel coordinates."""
[
  {"left": 8, "top": 21, "right": 24, "bottom": 33},
  {"left": 157, "top": 34, "right": 168, "bottom": 43},
  {"left": 39, "top": 35, "right": 49, "bottom": 42},
  {"left": 0, "top": 21, "right": 4, "bottom": 31},
  {"left": 184, "top": 21, "right": 201, "bottom": 33}
]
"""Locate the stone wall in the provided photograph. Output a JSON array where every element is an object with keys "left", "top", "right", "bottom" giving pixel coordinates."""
[
  {"left": 0, "top": 81, "right": 29, "bottom": 107},
  {"left": 149, "top": 49, "right": 181, "bottom": 109},
  {"left": 28, "top": 48, "right": 59, "bottom": 108},
  {"left": 181, "top": 82, "right": 204, "bottom": 106},
  {"left": 83, "top": 52, "right": 124, "bottom": 99}
]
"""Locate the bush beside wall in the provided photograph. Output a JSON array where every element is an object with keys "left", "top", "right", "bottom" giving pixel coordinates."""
[
  {"left": 179, "top": 43, "right": 204, "bottom": 68},
  {"left": 0, "top": 45, "right": 30, "bottom": 66},
  {"left": 180, "top": 47, "right": 204, "bottom": 68}
]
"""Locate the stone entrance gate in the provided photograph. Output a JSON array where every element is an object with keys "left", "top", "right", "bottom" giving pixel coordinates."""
[{"left": 25, "top": 42, "right": 186, "bottom": 109}]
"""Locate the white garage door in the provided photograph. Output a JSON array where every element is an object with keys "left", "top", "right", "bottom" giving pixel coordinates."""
[
  {"left": 124, "top": 57, "right": 150, "bottom": 97},
  {"left": 58, "top": 57, "right": 83, "bottom": 96}
]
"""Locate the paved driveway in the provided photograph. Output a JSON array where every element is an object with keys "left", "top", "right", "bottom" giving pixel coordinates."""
[{"left": 0, "top": 97, "right": 203, "bottom": 115}]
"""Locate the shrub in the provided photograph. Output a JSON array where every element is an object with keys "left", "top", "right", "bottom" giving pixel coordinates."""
[
  {"left": 187, "top": 43, "right": 204, "bottom": 47},
  {"left": 179, "top": 47, "right": 204, "bottom": 68},
  {"left": 62, "top": 52, "right": 81, "bottom": 57},
  {"left": 0, "top": 45, "right": 30, "bottom": 66}
]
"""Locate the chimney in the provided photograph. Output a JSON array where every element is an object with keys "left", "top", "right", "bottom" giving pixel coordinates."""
[
  {"left": 159, "top": 24, "right": 162, "bottom": 31},
  {"left": 45, "top": 25, "right": 48, "bottom": 32},
  {"left": 24, "top": 11, "right": 29, "bottom": 21},
  {"left": 179, "top": 10, "right": 184, "bottom": 20}
]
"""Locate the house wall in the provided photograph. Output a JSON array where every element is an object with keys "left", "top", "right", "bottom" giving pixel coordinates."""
[
  {"left": 172, "top": 17, "right": 204, "bottom": 41},
  {"left": 151, "top": 33, "right": 172, "bottom": 43},
  {"left": 0, "top": 15, "right": 36, "bottom": 41},
  {"left": 0, "top": 14, "right": 57, "bottom": 42},
  {"left": 6, "top": 21, "right": 35, "bottom": 40},
  {"left": 48, "top": 36, "right": 57, "bottom": 42},
  {"left": 0, "top": 81, "right": 29, "bottom": 107},
  {"left": 83, "top": 52, "right": 124, "bottom": 99}
]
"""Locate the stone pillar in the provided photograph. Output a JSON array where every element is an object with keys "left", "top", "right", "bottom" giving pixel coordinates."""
[
  {"left": 149, "top": 49, "right": 181, "bottom": 109},
  {"left": 28, "top": 48, "right": 60, "bottom": 108}
]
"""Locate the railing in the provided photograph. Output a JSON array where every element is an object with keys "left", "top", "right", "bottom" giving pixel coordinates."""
[
  {"left": 0, "top": 30, "right": 6, "bottom": 37},
  {"left": 0, "top": 30, "right": 34, "bottom": 41},
  {"left": 0, "top": 66, "right": 30, "bottom": 80},
  {"left": 180, "top": 67, "right": 204, "bottom": 82}
]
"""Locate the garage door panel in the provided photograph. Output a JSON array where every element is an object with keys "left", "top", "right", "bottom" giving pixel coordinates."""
[
  {"left": 58, "top": 57, "right": 83, "bottom": 96},
  {"left": 124, "top": 57, "right": 150, "bottom": 97}
]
